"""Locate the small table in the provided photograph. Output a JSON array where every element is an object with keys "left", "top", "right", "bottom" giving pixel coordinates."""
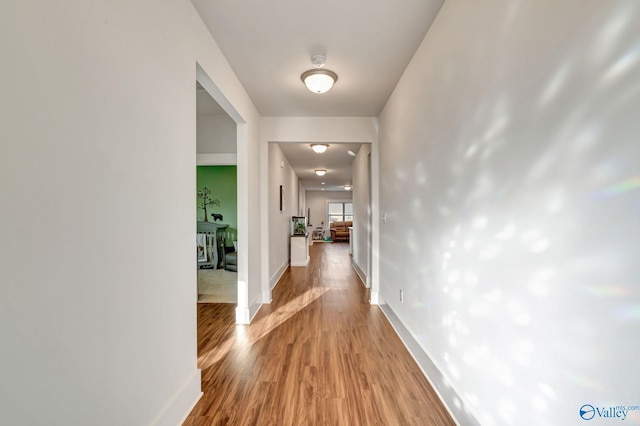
[
  {"left": 291, "top": 234, "right": 310, "bottom": 266},
  {"left": 312, "top": 227, "right": 325, "bottom": 240}
]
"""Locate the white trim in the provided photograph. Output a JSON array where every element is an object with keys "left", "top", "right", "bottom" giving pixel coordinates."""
[
  {"left": 151, "top": 369, "right": 202, "bottom": 426},
  {"left": 196, "top": 64, "right": 245, "bottom": 124},
  {"left": 259, "top": 118, "right": 270, "bottom": 324},
  {"left": 351, "top": 259, "right": 367, "bottom": 287},
  {"left": 326, "top": 199, "right": 354, "bottom": 225},
  {"left": 270, "top": 260, "right": 288, "bottom": 291},
  {"left": 379, "top": 304, "right": 480, "bottom": 426},
  {"left": 369, "top": 125, "right": 380, "bottom": 310},
  {"left": 248, "top": 294, "right": 263, "bottom": 322},
  {"left": 369, "top": 290, "right": 379, "bottom": 305},
  {"left": 174, "top": 391, "right": 203, "bottom": 426},
  {"left": 196, "top": 153, "right": 237, "bottom": 165},
  {"left": 235, "top": 279, "right": 250, "bottom": 324},
  {"left": 258, "top": 117, "right": 380, "bottom": 321},
  {"left": 290, "top": 257, "right": 309, "bottom": 267},
  {"left": 234, "top": 123, "right": 249, "bottom": 325},
  {"left": 235, "top": 306, "right": 250, "bottom": 324},
  {"left": 196, "top": 64, "right": 250, "bottom": 328}
]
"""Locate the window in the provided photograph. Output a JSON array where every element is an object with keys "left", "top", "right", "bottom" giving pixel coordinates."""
[{"left": 328, "top": 202, "right": 353, "bottom": 224}]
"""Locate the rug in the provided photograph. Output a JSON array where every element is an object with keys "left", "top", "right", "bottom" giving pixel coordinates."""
[{"left": 198, "top": 268, "right": 237, "bottom": 303}]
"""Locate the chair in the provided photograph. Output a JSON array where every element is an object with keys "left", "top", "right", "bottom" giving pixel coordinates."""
[
  {"left": 225, "top": 241, "right": 238, "bottom": 272},
  {"left": 329, "top": 221, "right": 352, "bottom": 242}
]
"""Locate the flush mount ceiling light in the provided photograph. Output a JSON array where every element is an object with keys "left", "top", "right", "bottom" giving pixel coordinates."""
[
  {"left": 301, "top": 55, "right": 338, "bottom": 94},
  {"left": 344, "top": 185, "right": 352, "bottom": 191},
  {"left": 347, "top": 150, "right": 357, "bottom": 157},
  {"left": 315, "top": 169, "right": 327, "bottom": 176},
  {"left": 310, "top": 143, "right": 329, "bottom": 153}
]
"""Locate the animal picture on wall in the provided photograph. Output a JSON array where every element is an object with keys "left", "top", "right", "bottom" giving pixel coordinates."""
[
  {"left": 211, "top": 213, "right": 223, "bottom": 222},
  {"left": 197, "top": 186, "right": 220, "bottom": 222}
]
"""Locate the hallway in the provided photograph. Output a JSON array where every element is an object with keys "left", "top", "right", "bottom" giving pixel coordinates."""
[{"left": 184, "top": 242, "right": 454, "bottom": 425}]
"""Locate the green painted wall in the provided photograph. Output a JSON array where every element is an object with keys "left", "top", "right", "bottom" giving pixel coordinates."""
[{"left": 197, "top": 166, "right": 237, "bottom": 247}]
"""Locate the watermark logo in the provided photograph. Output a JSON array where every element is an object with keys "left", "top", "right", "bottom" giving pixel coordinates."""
[
  {"left": 580, "top": 405, "right": 596, "bottom": 420},
  {"left": 580, "top": 404, "right": 640, "bottom": 421}
]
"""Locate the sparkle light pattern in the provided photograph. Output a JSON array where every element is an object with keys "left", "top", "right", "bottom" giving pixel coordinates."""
[{"left": 378, "top": 2, "right": 640, "bottom": 425}]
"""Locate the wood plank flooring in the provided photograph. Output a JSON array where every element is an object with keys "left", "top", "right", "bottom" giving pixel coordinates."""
[{"left": 183, "top": 242, "right": 454, "bottom": 426}]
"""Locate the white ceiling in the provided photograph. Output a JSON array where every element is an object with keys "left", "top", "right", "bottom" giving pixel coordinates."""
[
  {"left": 277, "top": 142, "right": 364, "bottom": 191},
  {"left": 191, "top": 0, "right": 443, "bottom": 117},
  {"left": 197, "top": 86, "right": 362, "bottom": 191},
  {"left": 193, "top": 0, "right": 443, "bottom": 189}
]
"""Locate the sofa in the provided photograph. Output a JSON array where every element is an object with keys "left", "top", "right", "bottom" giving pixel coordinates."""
[{"left": 330, "top": 221, "right": 352, "bottom": 242}]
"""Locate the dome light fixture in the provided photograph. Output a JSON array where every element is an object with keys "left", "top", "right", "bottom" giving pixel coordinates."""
[
  {"left": 310, "top": 143, "right": 329, "bottom": 153},
  {"left": 344, "top": 185, "right": 352, "bottom": 191},
  {"left": 315, "top": 169, "right": 327, "bottom": 176},
  {"left": 301, "top": 55, "right": 338, "bottom": 94}
]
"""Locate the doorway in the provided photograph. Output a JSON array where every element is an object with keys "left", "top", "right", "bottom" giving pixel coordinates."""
[
  {"left": 196, "top": 63, "right": 253, "bottom": 324},
  {"left": 196, "top": 165, "right": 238, "bottom": 303},
  {"left": 267, "top": 141, "right": 374, "bottom": 289}
]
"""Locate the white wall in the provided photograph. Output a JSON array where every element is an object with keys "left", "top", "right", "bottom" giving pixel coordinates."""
[
  {"left": 197, "top": 113, "right": 237, "bottom": 154},
  {"left": 268, "top": 144, "right": 299, "bottom": 289},
  {"left": 298, "top": 181, "right": 307, "bottom": 218},
  {"left": 379, "top": 1, "right": 640, "bottom": 425},
  {"left": 260, "top": 116, "right": 380, "bottom": 301},
  {"left": 306, "top": 191, "right": 353, "bottom": 233},
  {"left": 352, "top": 144, "right": 371, "bottom": 285},
  {"left": 260, "top": 117, "right": 379, "bottom": 144},
  {"left": 0, "top": 0, "right": 261, "bottom": 424}
]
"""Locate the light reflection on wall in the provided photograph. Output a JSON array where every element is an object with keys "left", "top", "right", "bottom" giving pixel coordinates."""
[{"left": 378, "top": 1, "right": 640, "bottom": 425}]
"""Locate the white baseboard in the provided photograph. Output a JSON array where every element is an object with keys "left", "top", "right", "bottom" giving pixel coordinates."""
[
  {"left": 235, "top": 306, "right": 250, "bottom": 324},
  {"left": 379, "top": 304, "right": 480, "bottom": 426},
  {"left": 237, "top": 261, "right": 289, "bottom": 324},
  {"left": 351, "top": 260, "right": 367, "bottom": 287},
  {"left": 290, "top": 256, "right": 309, "bottom": 267},
  {"left": 270, "top": 260, "right": 289, "bottom": 290},
  {"left": 262, "top": 289, "right": 272, "bottom": 304},
  {"left": 248, "top": 296, "right": 262, "bottom": 322},
  {"left": 152, "top": 369, "right": 202, "bottom": 426},
  {"left": 236, "top": 293, "right": 265, "bottom": 324},
  {"left": 369, "top": 290, "right": 379, "bottom": 305}
]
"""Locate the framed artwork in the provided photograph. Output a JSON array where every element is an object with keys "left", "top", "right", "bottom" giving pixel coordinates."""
[{"left": 279, "top": 185, "right": 284, "bottom": 211}]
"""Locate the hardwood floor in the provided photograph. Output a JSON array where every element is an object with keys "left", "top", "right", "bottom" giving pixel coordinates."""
[{"left": 183, "top": 242, "right": 454, "bottom": 426}]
